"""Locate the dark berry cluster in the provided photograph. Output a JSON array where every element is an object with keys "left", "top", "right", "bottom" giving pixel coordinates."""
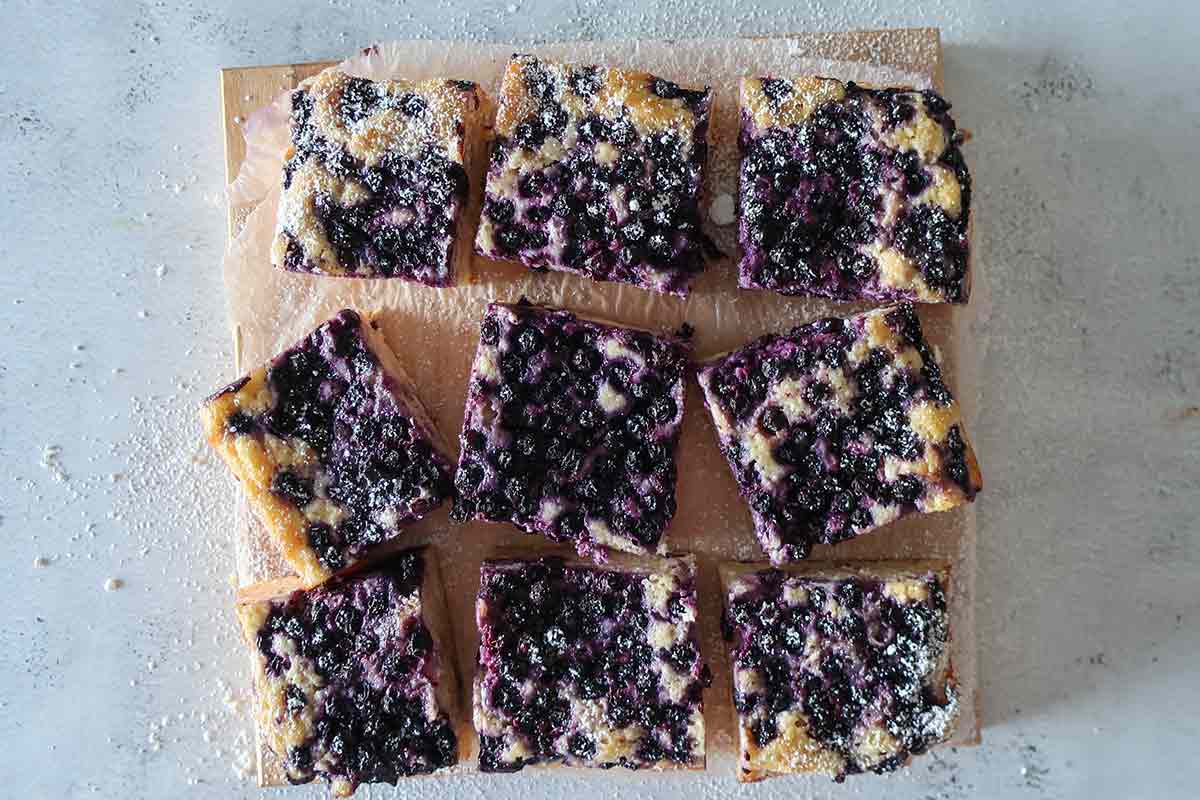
[
  {"left": 454, "top": 304, "right": 688, "bottom": 557},
  {"left": 480, "top": 56, "right": 714, "bottom": 295},
  {"left": 725, "top": 571, "right": 952, "bottom": 778},
  {"left": 477, "top": 559, "right": 705, "bottom": 771},
  {"left": 230, "top": 311, "right": 452, "bottom": 570},
  {"left": 255, "top": 556, "right": 457, "bottom": 790},
  {"left": 280, "top": 81, "right": 469, "bottom": 284},
  {"left": 738, "top": 81, "right": 970, "bottom": 302}
]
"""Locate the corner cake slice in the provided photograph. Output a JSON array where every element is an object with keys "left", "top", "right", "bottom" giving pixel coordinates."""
[
  {"left": 737, "top": 77, "right": 971, "bottom": 303},
  {"left": 452, "top": 301, "right": 691, "bottom": 560},
  {"left": 235, "top": 548, "right": 462, "bottom": 796},
  {"left": 271, "top": 66, "right": 494, "bottom": 284},
  {"left": 473, "top": 554, "right": 708, "bottom": 772},
  {"left": 720, "top": 561, "right": 958, "bottom": 782},
  {"left": 201, "top": 309, "right": 454, "bottom": 587},
  {"left": 696, "top": 304, "right": 981, "bottom": 564},
  {"left": 475, "top": 53, "right": 716, "bottom": 295}
]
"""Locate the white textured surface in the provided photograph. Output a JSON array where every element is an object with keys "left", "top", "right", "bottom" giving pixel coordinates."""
[{"left": 1, "top": 4, "right": 1197, "bottom": 800}]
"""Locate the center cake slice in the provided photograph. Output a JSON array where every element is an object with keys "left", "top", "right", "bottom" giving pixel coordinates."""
[
  {"left": 201, "top": 309, "right": 454, "bottom": 587},
  {"left": 737, "top": 77, "right": 971, "bottom": 303},
  {"left": 452, "top": 301, "right": 691, "bottom": 561},
  {"left": 475, "top": 53, "right": 716, "bottom": 295},
  {"left": 696, "top": 304, "right": 981, "bottom": 564},
  {"left": 719, "top": 561, "right": 958, "bottom": 782},
  {"left": 473, "top": 554, "right": 709, "bottom": 772},
  {"left": 235, "top": 548, "right": 463, "bottom": 797},
  {"left": 271, "top": 66, "right": 494, "bottom": 284}
]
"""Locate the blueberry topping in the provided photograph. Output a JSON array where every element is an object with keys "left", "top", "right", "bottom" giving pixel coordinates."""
[
  {"left": 456, "top": 305, "right": 689, "bottom": 558},
  {"left": 480, "top": 56, "right": 715, "bottom": 295},
  {"left": 477, "top": 558, "right": 704, "bottom": 771},
  {"left": 225, "top": 410, "right": 256, "bottom": 435},
  {"left": 271, "top": 470, "right": 314, "bottom": 508},
  {"left": 726, "top": 569, "right": 954, "bottom": 778},
  {"left": 699, "top": 305, "right": 976, "bottom": 562},
  {"left": 759, "top": 77, "right": 794, "bottom": 105},
  {"left": 339, "top": 77, "right": 380, "bottom": 124},
  {"left": 216, "top": 312, "right": 454, "bottom": 575},
  {"left": 279, "top": 73, "right": 470, "bottom": 284},
  {"left": 396, "top": 92, "right": 427, "bottom": 117},
  {"left": 255, "top": 556, "right": 455, "bottom": 790},
  {"left": 738, "top": 80, "right": 970, "bottom": 303}
]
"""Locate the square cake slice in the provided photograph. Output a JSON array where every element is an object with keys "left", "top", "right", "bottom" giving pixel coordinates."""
[
  {"left": 475, "top": 54, "right": 715, "bottom": 295},
  {"left": 737, "top": 77, "right": 971, "bottom": 303},
  {"left": 235, "top": 549, "right": 463, "bottom": 797},
  {"left": 271, "top": 66, "right": 494, "bottom": 285},
  {"left": 719, "top": 561, "right": 958, "bottom": 782},
  {"left": 474, "top": 554, "right": 708, "bottom": 772},
  {"left": 696, "top": 304, "right": 982, "bottom": 564},
  {"left": 451, "top": 301, "right": 691, "bottom": 559},
  {"left": 201, "top": 309, "right": 454, "bottom": 587}
]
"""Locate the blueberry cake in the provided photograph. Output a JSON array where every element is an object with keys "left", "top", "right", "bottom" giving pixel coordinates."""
[
  {"left": 737, "top": 77, "right": 971, "bottom": 303},
  {"left": 473, "top": 554, "right": 708, "bottom": 772},
  {"left": 452, "top": 302, "right": 691, "bottom": 559},
  {"left": 235, "top": 549, "right": 462, "bottom": 796},
  {"left": 271, "top": 66, "right": 494, "bottom": 284},
  {"left": 696, "top": 304, "right": 981, "bottom": 564},
  {"left": 475, "top": 54, "right": 716, "bottom": 295},
  {"left": 201, "top": 310, "right": 454, "bottom": 587},
  {"left": 720, "top": 561, "right": 958, "bottom": 782}
]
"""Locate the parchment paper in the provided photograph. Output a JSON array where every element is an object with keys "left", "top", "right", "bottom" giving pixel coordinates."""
[{"left": 220, "top": 34, "right": 981, "bottom": 782}]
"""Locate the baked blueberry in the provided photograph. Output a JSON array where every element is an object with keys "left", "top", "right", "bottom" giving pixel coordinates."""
[
  {"left": 720, "top": 561, "right": 957, "bottom": 782},
  {"left": 236, "top": 549, "right": 461, "bottom": 796},
  {"left": 272, "top": 67, "right": 494, "bottom": 285},
  {"left": 200, "top": 310, "right": 454, "bottom": 586},
  {"left": 475, "top": 54, "right": 716, "bottom": 296},
  {"left": 474, "top": 554, "right": 707, "bottom": 771},
  {"left": 737, "top": 77, "right": 971, "bottom": 303},
  {"left": 453, "top": 302, "right": 691, "bottom": 560},
  {"left": 696, "top": 304, "right": 982, "bottom": 564}
]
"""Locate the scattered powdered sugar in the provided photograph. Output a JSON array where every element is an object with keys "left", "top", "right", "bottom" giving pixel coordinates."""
[{"left": 39, "top": 444, "right": 68, "bottom": 483}]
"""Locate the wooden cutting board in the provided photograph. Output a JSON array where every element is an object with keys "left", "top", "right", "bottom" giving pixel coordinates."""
[{"left": 216, "top": 28, "right": 980, "bottom": 788}]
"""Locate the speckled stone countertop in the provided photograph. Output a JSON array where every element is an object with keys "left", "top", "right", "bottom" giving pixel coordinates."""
[{"left": 1, "top": 2, "right": 1197, "bottom": 799}]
